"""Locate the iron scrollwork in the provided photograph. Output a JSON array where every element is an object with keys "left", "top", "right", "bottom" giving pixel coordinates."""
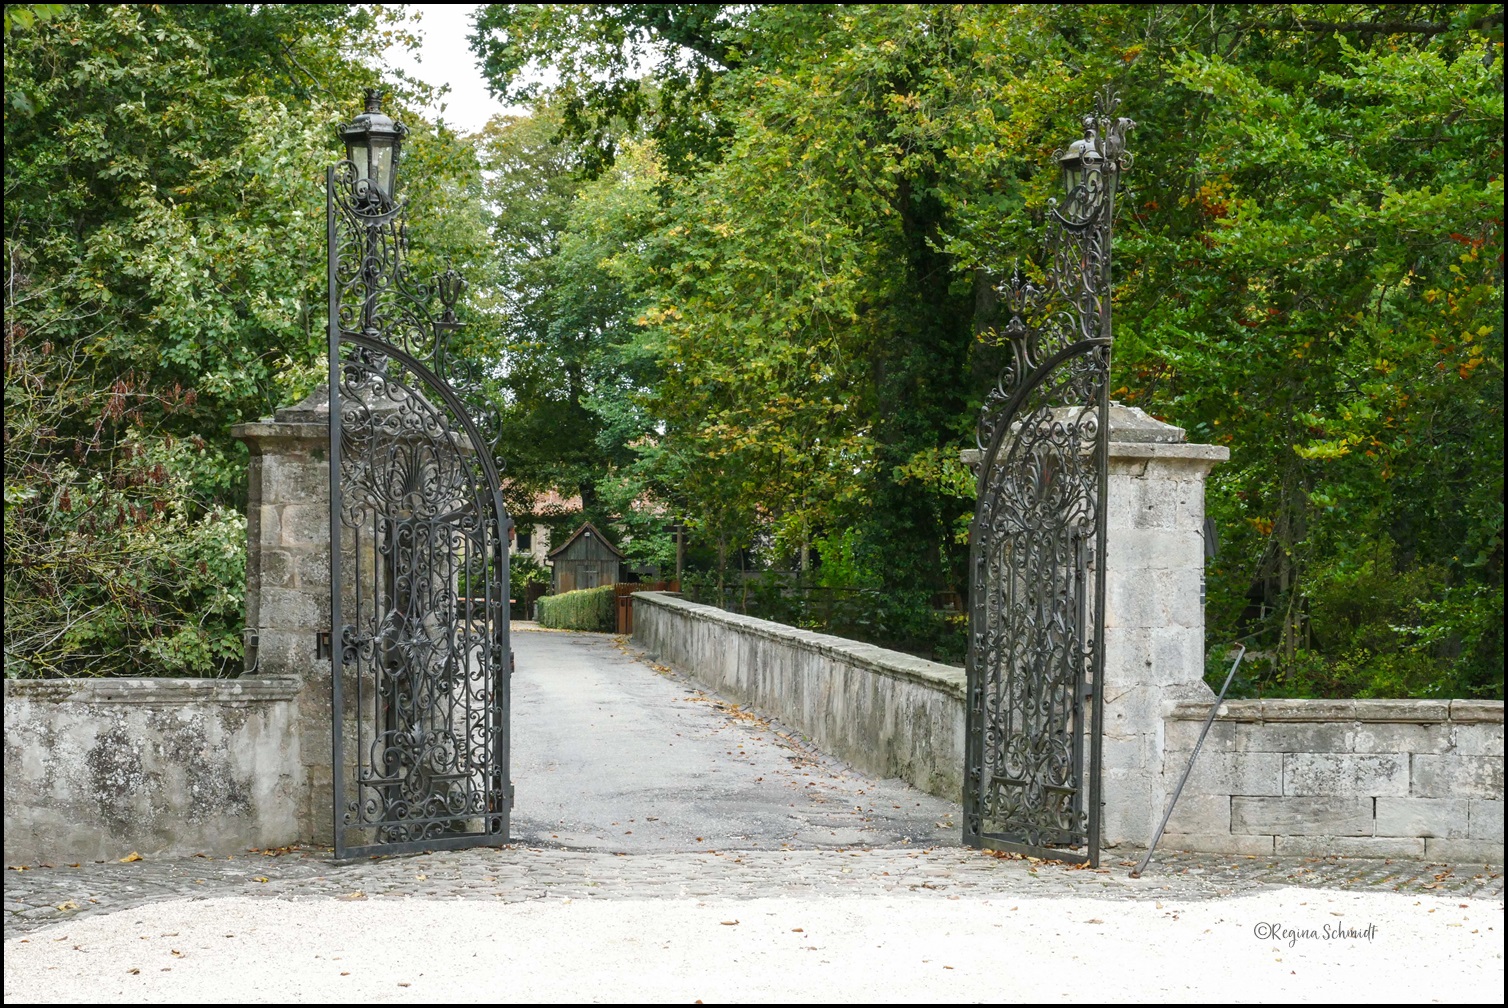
[
  {"left": 327, "top": 100, "right": 511, "bottom": 859},
  {"left": 964, "top": 90, "right": 1133, "bottom": 866}
]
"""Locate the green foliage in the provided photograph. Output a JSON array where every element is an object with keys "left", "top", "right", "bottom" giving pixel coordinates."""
[
  {"left": 509, "top": 553, "right": 552, "bottom": 599},
  {"left": 476, "top": 3, "right": 1502, "bottom": 698},
  {"left": 536, "top": 584, "right": 617, "bottom": 631},
  {"left": 4, "top": 5, "right": 491, "bottom": 677}
]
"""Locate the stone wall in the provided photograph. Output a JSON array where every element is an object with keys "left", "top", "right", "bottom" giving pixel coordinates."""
[
  {"left": 1162, "top": 699, "right": 1504, "bottom": 862},
  {"left": 632, "top": 591, "right": 966, "bottom": 802},
  {"left": 3, "top": 678, "right": 301, "bottom": 865}
]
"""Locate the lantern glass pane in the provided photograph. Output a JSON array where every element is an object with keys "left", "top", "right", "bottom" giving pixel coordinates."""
[
  {"left": 374, "top": 144, "right": 394, "bottom": 197},
  {"left": 347, "top": 140, "right": 370, "bottom": 179}
]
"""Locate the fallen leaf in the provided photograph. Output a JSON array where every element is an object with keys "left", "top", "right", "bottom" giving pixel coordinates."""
[
  {"left": 119, "top": 853, "right": 142, "bottom": 863},
  {"left": 253, "top": 877, "right": 269, "bottom": 883},
  {"left": 56, "top": 901, "right": 79, "bottom": 912},
  {"left": 791, "top": 928, "right": 803, "bottom": 933},
  {"left": 720, "top": 920, "right": 739, "bottom": 926},
  {"left": 127, "top": 969, "right": 140, "bottom": 975},
  {"left": 1085, "top": 919, "right": 1103, "bottom": 924},
  {"left": 341, "top": 892, "right": 367, "bottom": 901}
]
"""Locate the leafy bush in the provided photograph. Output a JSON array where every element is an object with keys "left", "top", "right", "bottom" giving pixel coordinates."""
[
  {"left": 509, "top": 554, "right": 551, "bottom": 600},
  {"left": 536, "top": 584, "right": 616, "bottom": 631},
  {"left": 1215, "top": 539, "right": 1505, "bottom": 700}
]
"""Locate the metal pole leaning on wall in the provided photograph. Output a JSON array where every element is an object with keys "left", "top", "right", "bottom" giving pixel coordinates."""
[{"left": 1130, "top": 644, "right": 1247, "bottom": 878}]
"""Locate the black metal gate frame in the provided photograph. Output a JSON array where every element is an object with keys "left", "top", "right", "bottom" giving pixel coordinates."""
[
  {"left": 326, "top": 155, "right": 512, "bottom": 859},
  {"left": 963, "top": 91, "right": 1133, "bottom": 867}
]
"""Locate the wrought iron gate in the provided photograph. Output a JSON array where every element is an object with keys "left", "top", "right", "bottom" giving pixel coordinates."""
[
  {"left": 963, "top": 93, "right": 1133, "bottom": 866},
  {"left": 326, "top": 102, "right": 510, "bottom": 858}
]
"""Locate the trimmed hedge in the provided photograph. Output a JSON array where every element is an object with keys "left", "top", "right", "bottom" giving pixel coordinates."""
[{"left": 536, "top": 584, "right": 616, "bottom": 631}]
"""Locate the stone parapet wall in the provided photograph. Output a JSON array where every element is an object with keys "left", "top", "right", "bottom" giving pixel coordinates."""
[
  {"left": 632, "top": 592, "right": 966, "bottom": 803},
  {"left": 1161, "top": 699, "right": 1504, "bottom": 862},
  {"left": 3, "top": 678, "right": 302, "bottom": 865}
]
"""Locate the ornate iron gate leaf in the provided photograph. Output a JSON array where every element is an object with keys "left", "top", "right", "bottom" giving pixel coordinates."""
[
  {"left": 327, "top": 157, "right": 510, "bottom": 859},
  {"left": 964, "top": 95, "right": 1132, "bottom": 866}
]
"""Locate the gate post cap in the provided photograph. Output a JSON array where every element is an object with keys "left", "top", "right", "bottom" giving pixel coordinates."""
[
  {"left": 273, "top": 385, "right": 332, "bottom": 424},
  {"left": 1104, "top": 402, "right": 1186, "bottom": 443}
]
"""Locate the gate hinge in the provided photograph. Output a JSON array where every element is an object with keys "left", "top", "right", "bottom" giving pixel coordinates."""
[
  {"left": 316, "top": 630, "right": 332, "bottom": 660},
  {"left": 509, "top": 782, "right": 516, "bottom": 807}
]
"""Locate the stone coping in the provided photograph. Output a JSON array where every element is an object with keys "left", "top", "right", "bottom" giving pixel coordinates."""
[
  {"left": 633, "top": 592, "right": 966, "bottom": 698},
  {"left": 4, "top": 677, "right": 300, "bottom": 706},
  {"left": 1168, "top": 697, "right": 1504, "bottom": 724},
  {"left": 959, "top": 442, "right": 1229, "bottom": 467}
]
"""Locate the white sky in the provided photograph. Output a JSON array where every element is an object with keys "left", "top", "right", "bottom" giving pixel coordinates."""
[{"left": 380, "top": 4, "right": 522, "bottom": 135}]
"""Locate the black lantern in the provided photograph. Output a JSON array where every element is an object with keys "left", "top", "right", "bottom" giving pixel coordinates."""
[
  {"left": 339, "top": 88, "right": 407, "bottom": 207},
  {"left": 1058, "top": 136, "right": 1103, "bottom": 198}
]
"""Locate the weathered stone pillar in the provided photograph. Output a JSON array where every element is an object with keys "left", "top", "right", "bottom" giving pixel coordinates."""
[
  {"left": 232, "top": 390, "right": 333, "bottom": 845},
  {"left": 1098, "top": 404, "right": 1228, "bottom": 849}
]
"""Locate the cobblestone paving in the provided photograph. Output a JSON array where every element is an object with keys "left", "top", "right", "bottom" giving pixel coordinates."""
[{"left": 7, "top": 843, "right": 1501, "bottom": 939}]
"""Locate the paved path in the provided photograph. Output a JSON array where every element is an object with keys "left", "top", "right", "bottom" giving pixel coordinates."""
[
  {"left": 5, "top": 628, "right": 1503, "bottom": 1002},
  {"left": 509, "top": 628, "right": 958, "bottom": 851}
]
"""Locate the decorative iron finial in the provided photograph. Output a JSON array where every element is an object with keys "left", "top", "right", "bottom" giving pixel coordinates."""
[{"left": 363, "top": 87, "right": 384, "bottom": 114}]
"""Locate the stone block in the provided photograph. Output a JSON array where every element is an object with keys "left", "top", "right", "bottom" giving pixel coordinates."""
[
  {"left": 259, "top": 549, "right": 294, "bottom": 589},
  {"left": 1422, "top": 837, "right": 1505, "bottom": 864},
  {"left": 1283, "top": 752, "right": 1409, "bottom": 797},
  {"left": 1351, "top": 699, "right": 1449, "bottom": 722},
  {"left": 1159, "top": 832, "right": 1275, "bottom": 856},
  {"left": 1105, "top": 529, "right": 1199, "bottom": 574},
  {"left": 1104, "top": 574, "right": 1159, "bottom": 630},
  {"left": 1101, "top": 770, "right": 1158, "bottom": 846},
  {"left": 254, "top": 504, "right": 281, "bottom": 545},
  {"left": 1150, "top": 628, "right": 1206, "bottom": 687},
  {"left": 280, "top": 503, "right": 331, "bottom": 546},
  {"left": 1224, "top": 722, "right": 1349, "bottom": 754},
  {"left": 1451, "top": 724, "right": 1505, "bottom": 757},
  {"left": 259, "top": 587, "right": 326, "bottom": 631},
  {"left": 1449, "top": 700, "right": 1505, "bottom": 724},
  {"left": 1102, "top": 732, "right": 1160, "bottom": 772},
  {"left": 1125, "top": 478, "right": 1179, "bottom": 530},
  {"left": 1347, "top": 723, "right": 1451, "bottom": 755},
  {"left": 1164, "top": 792, "right": 1231, "bottom": 835},
  {"left": 1373, "top": 797, "right": 1469, "bottom": 838},
  {"left": 1152, "top": 568, "right": 1205, "bottom": 629},
  {"left": 1102, "top": 627, "right": 1153, "bottom": 687},
  {"left": 293, "top": 545, "right": 333, "bottom": 591},
  {"left": 1257, "top": 699, "right": 1356, "bottom": 721},
  {"left": 251, "top": 629, "right": 317, "bottom": 678},
  {"left": 1169, "top": 750, "right": 1283, "bottom": 797},
  {"left": 268, "top": 459, "right": 331, "bottom": 506},
  {"left": 1468, "top": 800, "right": 1503, "bottom": 843},
  {"left": 1410, "top": 754, "right": 1503, "bottom": 799},
  {"left": 1102, "top": 685, "right": 1169, "bottom": 739},
  {"left": 1162, "top": 718, "right": 1238, "bottom": 754},
  {"left": 1231, "top": 796, "right": 1372, "bottom": 836},
  {"left": 1275, "top": 836, "right": 1426, "bottom": 858}
]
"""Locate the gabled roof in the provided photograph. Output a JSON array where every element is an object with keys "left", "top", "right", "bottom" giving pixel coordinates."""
[{"left": 545, "top": 520, "right": 626, "bottom": 561}]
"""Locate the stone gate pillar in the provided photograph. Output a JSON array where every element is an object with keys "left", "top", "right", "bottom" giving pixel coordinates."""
[
  {"left": 232, "top": 389, "right": 333, "bottom": 845},
  {"left": 1098, "top": 404, "right": 1228, "bottom": 849}
]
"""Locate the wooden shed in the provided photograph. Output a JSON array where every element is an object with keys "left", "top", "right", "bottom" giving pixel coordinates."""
[{"left": 546, "top": 521, "right": 626, "bottom": 594}]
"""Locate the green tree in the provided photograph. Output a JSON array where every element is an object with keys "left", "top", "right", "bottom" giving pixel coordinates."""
[
  {"left": 4, "top": 4, "right": 493, "bottom": 677},
  {"left": 473, "top": 4, "right": 1502, "bottom": 693}
]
